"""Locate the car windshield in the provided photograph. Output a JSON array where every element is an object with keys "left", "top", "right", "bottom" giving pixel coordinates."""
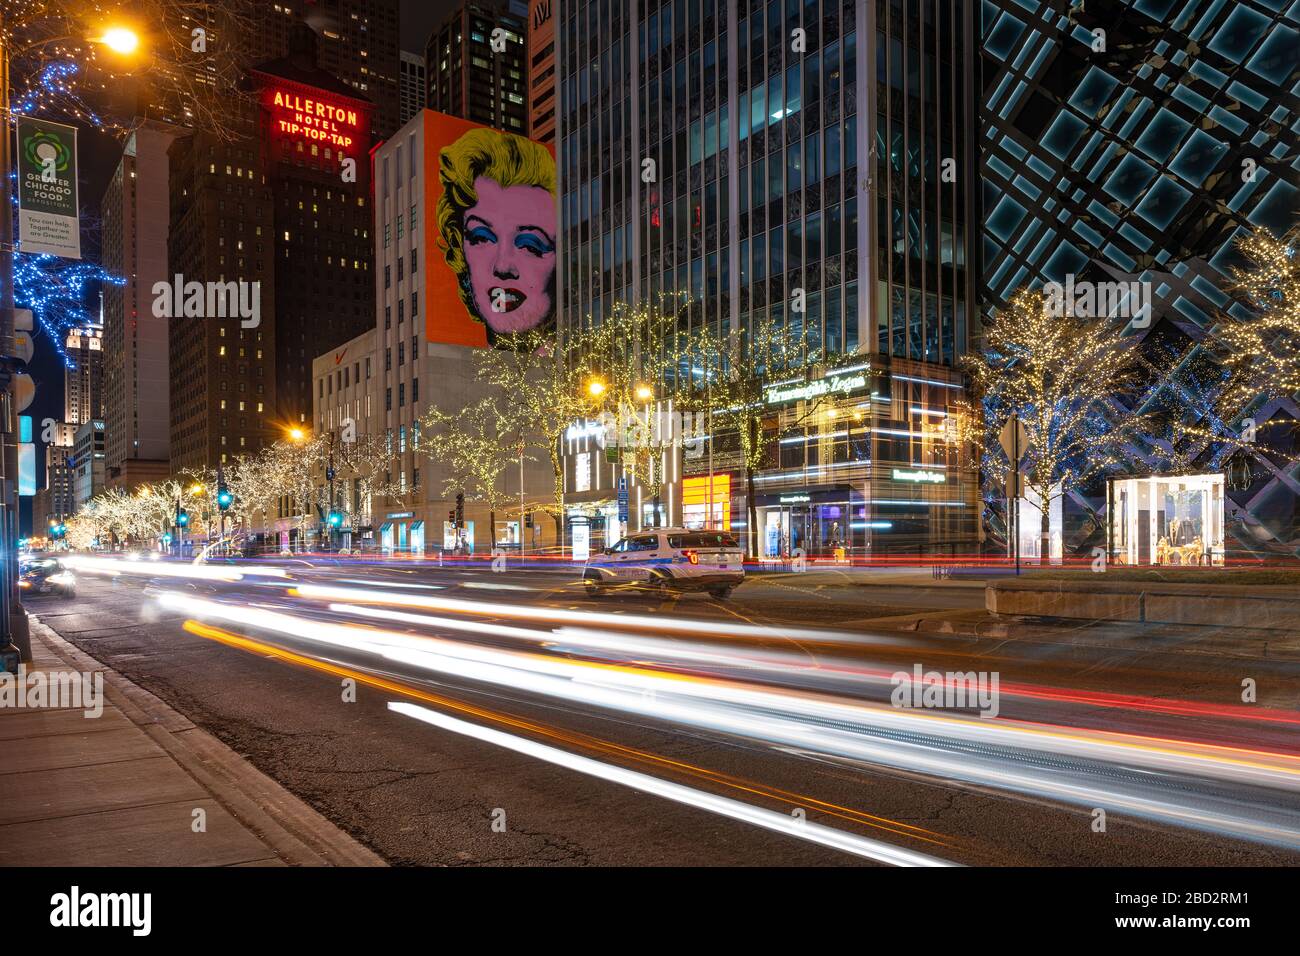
[{"left": 667, "top": 533, "right": 740, "bottom": 549}]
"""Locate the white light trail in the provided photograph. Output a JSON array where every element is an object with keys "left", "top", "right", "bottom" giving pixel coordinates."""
[
  {"left": 388, "top": 701, "right": 957, "bottom": 867},
  {"left": 65, "top": 556, "right": 288, "bottom": 582},
  {"left": 160, "top": 590, "right": 1300, "bottom": 850}
]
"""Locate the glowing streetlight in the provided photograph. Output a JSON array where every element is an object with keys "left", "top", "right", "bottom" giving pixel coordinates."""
[
  {"left": 288, "top": 427, "right": 306, "bottom": 442},
  {"left": 189, "top": 483, "right": 205, "bottom": 496},
  {"left": 97, "top": 27, "right": 141, "bottom": 56},
  {"left": 635, "top": 384, "right": 653, "bottom": 402},
  {"left": 586, "top": 380, "right": 607, "bottom": 398}
]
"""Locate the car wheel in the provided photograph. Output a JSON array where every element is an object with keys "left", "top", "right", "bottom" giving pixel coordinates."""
[
  {"left": 584, "top": 579, "right": 604, "bottom": 598},
  {"left": 710, "top": 586, "right": 734, "bottom": 600}
]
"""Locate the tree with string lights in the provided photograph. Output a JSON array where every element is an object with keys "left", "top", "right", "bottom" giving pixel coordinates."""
[
  {"left": 421, "top": 397, "right": 526, "bottom": 547},
  {"left": 964, "top": 288, "right": 1149, "bottom": 564},
  {"left": 1212, "top": 226, "right": 1300, "bottom": 419}
]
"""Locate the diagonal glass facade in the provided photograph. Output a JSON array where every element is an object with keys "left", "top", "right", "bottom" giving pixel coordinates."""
[{"left": 980, "top": 0, "right": 1300, "bottom": 557}]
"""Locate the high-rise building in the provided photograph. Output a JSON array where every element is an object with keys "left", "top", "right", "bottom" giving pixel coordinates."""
[
  {"left": 425, "top": 2, "right": 529, "bottom": 133},
  {"left": 979, "top": 0, "right": 1299, "bottom": 560},
  {"left": 166, "top": 127, "right": 278, "bottom": 475},
  {"left": 250, "top": 29, "right": 378, "bottom": 430},
  {"left": 309, "top": 109, "right": 557, "bottom": 554},
  {"left": 34, "top": 422, "right": 77, "bottom": 533},
  {"left": 166, "top": 26, "right": 375, "bottom": 476},
  {"left": 101, "top": 125, "right": 176, "bottom": 491},
  {"left": 63, "top": 326, "right": 103, "bottom": 426},
  {"left": 399, "top": 50, "right": 428, "bottom": 125},
  {"left": 71, "top": 421, "right": 106, "bottom": 509},
  {"left": 526, "top": 0, "right": 557, "bottom": 144},
  {"left": 555, "top": 0, "right": 980, "bottom": 555},
  {"left": 251, "top": 1, "right": 402, "bottom": 138}
]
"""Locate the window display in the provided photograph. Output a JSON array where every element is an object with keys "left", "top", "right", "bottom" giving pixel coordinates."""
[{"left": 1108, "top": 473, "right": 1225, "bottom": 566}]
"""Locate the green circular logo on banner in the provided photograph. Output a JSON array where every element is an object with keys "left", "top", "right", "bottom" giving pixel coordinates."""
[{"left": 24, "top": 130, "right": 71, "bottom": 173}]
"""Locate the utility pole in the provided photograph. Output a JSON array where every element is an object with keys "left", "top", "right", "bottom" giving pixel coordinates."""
[{"left": 0, "top": 15, "right": 32, "bottom": 662}]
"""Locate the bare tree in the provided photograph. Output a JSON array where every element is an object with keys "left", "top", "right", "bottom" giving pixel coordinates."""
[{"left": 4, "top": 0, "right": 261, "bottom": 140}]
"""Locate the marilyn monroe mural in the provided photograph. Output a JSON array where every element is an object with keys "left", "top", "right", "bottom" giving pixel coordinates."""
[{"left": 433, "top": 124, "right": 557, "bottom": 347}]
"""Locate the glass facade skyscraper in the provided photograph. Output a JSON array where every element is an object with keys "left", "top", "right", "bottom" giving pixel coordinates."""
[
  {"left": 557, "top": 1, "right": 981, "bottom": 557},
  {"left": 980, "top": 0, "right": 1299, "bottom": 558}
]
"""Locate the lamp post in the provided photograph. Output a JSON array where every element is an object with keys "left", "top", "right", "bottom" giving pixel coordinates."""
[
  {"left": 0, "top": 18, "right": 141, "bottom": 659},
  {"left": 325, "top": 431, "right": 337, "bottom": 551},
  {"left": 0, "top": 7, "right": 27, "bottom": 662}
]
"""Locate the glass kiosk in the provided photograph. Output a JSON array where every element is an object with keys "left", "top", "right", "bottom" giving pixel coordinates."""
[{"left": 1108, "top": 473, "right": 1225, "bottom": 566}]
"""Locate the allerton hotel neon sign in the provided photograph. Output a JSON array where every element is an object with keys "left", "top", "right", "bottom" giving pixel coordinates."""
[{"left": 268, "top": 89, "right": 362, "bottom": 149}]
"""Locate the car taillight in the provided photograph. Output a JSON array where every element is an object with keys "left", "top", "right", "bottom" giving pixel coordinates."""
[{"left": 683, "top": 550, "right": 699, "bottom": 565}]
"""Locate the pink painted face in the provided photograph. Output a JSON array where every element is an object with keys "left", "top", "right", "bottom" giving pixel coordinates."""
[{"left": 462, "top": 177, "right": 556, "bottom": 335}]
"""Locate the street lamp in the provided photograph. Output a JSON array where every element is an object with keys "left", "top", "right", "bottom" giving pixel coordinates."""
[
  {"left": 635, "top": 384, "right": 654, "bottom": 402},
  {"left": 96, "top": 27, "right": 141, "bottom": 56},
  {"left": 586, "top": 379, "right": 607, "bottom": 398},
  {"left": 288, "top": 427, "right": 306, "bottom": 442}
]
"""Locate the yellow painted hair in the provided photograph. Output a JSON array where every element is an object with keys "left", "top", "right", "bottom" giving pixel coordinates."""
[{"left": 436, "top": 128, "right": 556, "bottom": 318}]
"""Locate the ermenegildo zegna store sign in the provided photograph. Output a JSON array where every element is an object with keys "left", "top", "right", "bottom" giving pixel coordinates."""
[{"left": 763, "top": 364, "right": 872, "bottom": 406}]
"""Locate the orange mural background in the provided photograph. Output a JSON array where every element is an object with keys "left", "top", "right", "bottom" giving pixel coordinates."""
[{"left": 421, "top": 111, "right": 558, "bottom": 348}]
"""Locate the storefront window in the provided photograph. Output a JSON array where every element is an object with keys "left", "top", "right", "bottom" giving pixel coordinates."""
[{"left": 1110, "top": 474, "right": 1225, "bottom": 566}]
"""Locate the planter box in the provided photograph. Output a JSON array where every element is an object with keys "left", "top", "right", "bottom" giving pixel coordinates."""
[{"left": 988, "top": 579, "right": 1300, "bottom": 631}]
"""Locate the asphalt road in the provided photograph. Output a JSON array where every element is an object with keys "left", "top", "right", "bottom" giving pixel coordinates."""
[{"left": 26, "top": 558, "right": 1300, "bottom": 866}]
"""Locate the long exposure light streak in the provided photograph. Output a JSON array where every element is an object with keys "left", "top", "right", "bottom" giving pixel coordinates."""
[
  {"left": 157, "top": 589, "right": 1300, "bottom": 850},
  {"left": 387, "top": 701, "right": 958, "bottom": 867}
]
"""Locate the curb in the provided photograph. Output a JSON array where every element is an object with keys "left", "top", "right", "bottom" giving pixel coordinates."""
[{"left": 27, "top": 614, "right": 387, "bottom": 868}]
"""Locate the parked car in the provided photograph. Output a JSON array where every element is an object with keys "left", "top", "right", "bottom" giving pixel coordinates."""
[
  {"left": 19, "top": 557, "right": 77, "bottom": 597},
  {"left": 583, "top": 529, "right": 745, "bottom": 598}
]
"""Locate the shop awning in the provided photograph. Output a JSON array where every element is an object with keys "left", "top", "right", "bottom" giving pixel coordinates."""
[
  {"left": 410, "top": 521, "right": 424, "bottom": 531},
  {"left": 379, "top": 522, "right": 393, "bottom": 533}
]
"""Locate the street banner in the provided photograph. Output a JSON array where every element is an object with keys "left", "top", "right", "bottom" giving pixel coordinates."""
[{"left": 17, "top": 116, "right": 81, "bottom": 259}]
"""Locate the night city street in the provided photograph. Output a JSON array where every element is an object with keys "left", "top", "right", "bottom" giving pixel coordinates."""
[
  {"left": 0, "top": 0, "right": 1297, "bottom": 940},
  {"left": 15, "top": 558, "right": 1300, "bottom": 868}
]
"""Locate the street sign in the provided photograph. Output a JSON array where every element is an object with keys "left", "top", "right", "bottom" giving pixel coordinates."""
[
  {"left": 16, "top": 117, "right": 81, "bottom": 259},
  {"left": 617, "top": 477, "right": 629, "bottom": 522},
  {"left": 998, "top": 416, "right": 1030, "bottom": 462},
  {"left": 12, "top": 373, "right": 35, "bottom": 413},
  {"left": 11, "top": 332, "right": 34, "bottom": 365}
]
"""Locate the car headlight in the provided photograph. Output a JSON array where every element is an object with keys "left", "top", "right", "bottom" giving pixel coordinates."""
[
  {"left": 148, "top": 552, "right": 162, "bottom": 561},
  {"left": 48, "top": 572, "right": 75, "bottom": 586}
]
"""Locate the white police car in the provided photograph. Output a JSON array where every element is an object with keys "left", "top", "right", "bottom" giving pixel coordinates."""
[{"left": 583, "top": 528, "right": 745, "bottom": 599}]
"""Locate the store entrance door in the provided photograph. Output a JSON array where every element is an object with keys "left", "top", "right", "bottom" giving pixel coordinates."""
[{"left": 762, "top": 506, "right": 810, "bottom": 558}]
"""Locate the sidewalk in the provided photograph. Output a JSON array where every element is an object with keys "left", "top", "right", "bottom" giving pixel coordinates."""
[{"left": 0, "top": 616, "right": 385, "bottom": 867}]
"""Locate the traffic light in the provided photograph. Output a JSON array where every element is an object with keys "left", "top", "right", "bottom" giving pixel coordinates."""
[
  {"left": 216, "top": 484, "right": 233, "bottom": 511},
  {"left": 176, "top": 509, "right": 190, "bottom": 527},
  {"left": 448, "top": 510, "right": 455, "bottom": 525},
  {"left": 328, "top": 511, "right": 343, "bottom": 528},
  {"left": 455, "top": 492, "right": 464, "bottom": 527}
]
